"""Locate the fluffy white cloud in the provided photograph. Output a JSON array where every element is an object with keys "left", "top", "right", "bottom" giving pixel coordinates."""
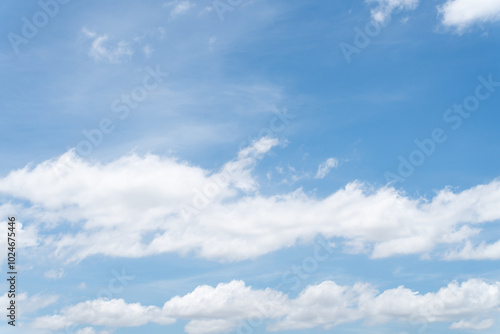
[
  {"left": 362, "top": 279, "right": 500, "bottom": 327},
  {"left": 164, "top": 280, "right": 287, "bottom": 333},
  {"left": 31, "top": 279, "right": 500, "bottom": 333},
  {"left": 367, "top": 0, "right": 419, "bottom": 23},
  {"left": 270, "top": 281, "right": 370, "bottom": 331},
  {"left": 438, "top": 0, "right": 500, "bottom": 32},
  {"left": 1, "top": 137, "right": 500, "bottom": 263},
  {"left": 32, "top": 298, "right": 174, "bottom": 330},
  {"left": 315, "top": 157, "right": 338, "bottom": 179}
]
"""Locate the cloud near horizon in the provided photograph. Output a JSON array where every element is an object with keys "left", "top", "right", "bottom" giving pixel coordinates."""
[{"left": 31, "top": 278, "right": 500, "bottom": 333}]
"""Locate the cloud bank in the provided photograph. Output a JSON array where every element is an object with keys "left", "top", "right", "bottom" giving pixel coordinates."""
[
  {"left": 32, "top": 279, "right": 500, "bottom": 333},
  {"left": 0, "top": 138, "right": 500, "bottom": 263}
]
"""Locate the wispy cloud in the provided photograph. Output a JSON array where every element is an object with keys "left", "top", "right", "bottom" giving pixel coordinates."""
[
  {"left": 44, "top": 268, "right": 65, "bottom": 280},
  {"left": 82, "top": 28, "right": 133, "bottom": 64},
  {"left": 367, "top": 0, "right": 419, "bottom": 23},
  {"left": 315, "top": 157, "right": 339, "bottom": 179}
]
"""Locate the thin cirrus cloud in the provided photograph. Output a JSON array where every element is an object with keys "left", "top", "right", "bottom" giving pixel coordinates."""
[
  {"left": 0, "top": 138, "right": 500, "bottom": 263},
  {"left": 31, "top": 298, "right": 174, "bottom": 330},
  {"left": 31, "top": 279, "right": 500, "bottom": 333},
  {"left": 438, "top": 0, "right": 500, "bottom": 32}
]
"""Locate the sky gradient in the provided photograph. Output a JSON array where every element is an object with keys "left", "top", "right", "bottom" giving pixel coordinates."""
[{"left": 1, "top": 0, "right": 500, "bottom": 333}]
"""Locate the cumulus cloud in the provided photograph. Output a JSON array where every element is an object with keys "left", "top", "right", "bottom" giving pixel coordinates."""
[
  {"left": 315, "top": 157, "right": 338, "bottom": 179},
  {"left": 1, "top": 137, "right": 500, "bottom": 263},
  {"left": 82, "top": 28, "right": 133, "bottom": 63},
  {"left": 367, "top": 0, "right": 419, "bottom": 23},
  {"left": 0, "top": 292, "right": 58, "bottom": 316},
  {"left": 32, "top": 298, "right": 174, "bottom": 330},
  {"left": 438, "top": 0, "right": 500, "bottom": 32},
  {"left": 31, "top": 279, "right": 500, "bottom": 333}
]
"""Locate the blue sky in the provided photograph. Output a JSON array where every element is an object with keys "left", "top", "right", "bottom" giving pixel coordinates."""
[{"left": 1, "top": 0, "right": 500, "bottom": 333}]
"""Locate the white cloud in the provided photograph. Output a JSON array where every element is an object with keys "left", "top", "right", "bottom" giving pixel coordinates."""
[
  {"left": 368, "top": 0, "right": 419, "bottom": 23},
  {"left": 0, "top": 213, "right": 40, "bottom": 265},
  {"left": 31, "top": 279, "right": 500, "bottom": 332},
  {"left": 450, "top": 319, "right": 495, "bottom": 330},
  {"left": 270, "top": 281, "right": 369, "bottom": 331},
  {"left": 82, "top": 28, "right": 133, "bottom": 64},
  {"left": 143, "top": 44, "right": 153, "bottom": 58},
  {"left": 0, "top": 292, "right": 58, "bottom": 315},
  {"left": 315, "top": 157, "right": 338, "bottom": 179},
  {"left": 165, "top": 1, "right": 195, "bottom": 18},
  {"left": 164, "top": 280, "right": 287, "bottom": 333},
  {"left": 0, "top": 137, "right": 283, "bottom": 262},
  {"left": 438, "top": 0, "right": 500, "bottom": 32},
  {"left": 361, "top": 279, "right": 500, "bottom": 327},
  {"left": 1, "top": 138, "right": 500, "bottom": 263},
  {"left": 445, "top": 239, "right": 500, "bottom": 260},
  {"left": 44, "top": 268, "right": 64, "bottom": 280},
  {"left": 75, "top": 328, "right": 96, "bottom": 334},
  {"left": 32, "top": 298, "right": 174, "bottom": 330}
]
